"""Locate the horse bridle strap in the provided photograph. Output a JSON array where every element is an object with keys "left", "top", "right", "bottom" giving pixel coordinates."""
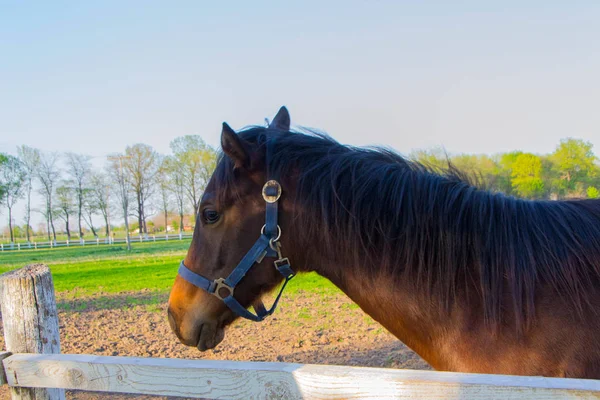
[{"left": 178, "top": 180, "right": 295, "bottom": 322}]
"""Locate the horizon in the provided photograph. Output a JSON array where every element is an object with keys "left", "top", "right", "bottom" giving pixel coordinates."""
[{"left": 0, "top": 133, "right": 595, "bottom": 236}]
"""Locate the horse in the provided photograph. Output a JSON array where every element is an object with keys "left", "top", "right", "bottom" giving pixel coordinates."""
[{"left": 168, "top": 106, "right": 600, "bottom": 378}]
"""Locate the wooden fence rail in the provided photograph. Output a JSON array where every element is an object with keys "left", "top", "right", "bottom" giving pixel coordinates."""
[
  {"left": 3, "top": 353, "right": 600, "bottom": 399},
  {"left": 2, "top": 264, "right": 600, "bottom": 399}
]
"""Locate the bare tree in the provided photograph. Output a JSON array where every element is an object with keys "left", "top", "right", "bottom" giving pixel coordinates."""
[
  {"left": 65, "top": 152, "right": 92, "bottom": 239},
  {"left": 170, "top": 136, "right": 217, "bottom": 222},
  {"left": 82, "top": 189, "right": 98, "bottom": 238},
  {"left": 0, "top": 154, "right": 26, "bottom": 243},
  {"left": 89, "top": 172, "right": 112, "bottom": 237},
  {"left": 157, "top": 157, "right": 172, "bottom": 233},
  {"left": 35, "top": 206, "right": 54, "bottom": 242},
  {"left": 37, "top": 152, "right": 60, "bottom": 242},
  {"left": 107, "top": 155, "right": 132, "bottom": 250},
  {"left": 165, "top": 157, "right": 187, "bottom": 233},
  {"left": 55, "top": 184, "right": 75, "bottom": 240},
  {"left": 124, "top": 144, "right": 159, "bottom": 235},
  {"left": 17, "top": 145, "right": 41, "bottom": 241},
  {"left": 0, "top": 154, "right": 4, "bottom": 202}
]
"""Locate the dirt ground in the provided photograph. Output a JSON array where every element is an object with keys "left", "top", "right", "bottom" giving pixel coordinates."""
[{"left": 0, "top": 290, "right": 429, "bottom": 399}]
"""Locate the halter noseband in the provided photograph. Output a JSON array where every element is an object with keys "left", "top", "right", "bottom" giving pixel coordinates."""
[{"left": 177, "top": 179, "right": 295, "bottom": 322}]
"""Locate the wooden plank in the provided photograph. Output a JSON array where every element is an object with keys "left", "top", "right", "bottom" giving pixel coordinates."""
[
  {"left": 4, "top": 353, "right": 600, "bottom": 399},
  {"left": 0, "top": 265, "right": 65, "bottom": 400},
  {"left": 0, "top": 352, "right": 12, "bottom": 385}
]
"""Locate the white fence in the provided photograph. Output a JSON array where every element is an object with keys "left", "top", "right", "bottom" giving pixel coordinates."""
[
  {"left": 4, "top": 352, "right": 600, "bottom": 399},
  {"left": 1, "top": 264, "right": 600, "bottom": 399},
  {"left": 0, "top": 233, "right": 193, "bottom": 251}
]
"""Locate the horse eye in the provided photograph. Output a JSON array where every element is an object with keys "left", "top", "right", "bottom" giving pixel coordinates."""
[{"left": 202, "top": 209, "right": 220, "bottom": 224}]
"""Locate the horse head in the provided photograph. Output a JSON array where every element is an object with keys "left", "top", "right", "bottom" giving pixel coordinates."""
[{"left": 167, "top": 107, "right": 301, "bottom": 351}]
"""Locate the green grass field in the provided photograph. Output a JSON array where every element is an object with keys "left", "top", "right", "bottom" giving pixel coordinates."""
[{"left": 0, "top": 240, "right": 337, "bottom": 308}]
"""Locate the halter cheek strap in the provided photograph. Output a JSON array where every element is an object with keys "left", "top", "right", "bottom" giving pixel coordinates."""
[{"left": 177, "top": 180, "right": 295, "bottom": 322}]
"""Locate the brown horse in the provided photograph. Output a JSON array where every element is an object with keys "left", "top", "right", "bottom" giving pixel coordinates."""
[{"left": 168, "top": 106, "right": 600, "bottom": 378}]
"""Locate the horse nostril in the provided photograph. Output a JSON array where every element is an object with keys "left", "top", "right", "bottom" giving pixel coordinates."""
[{"left": 167, "top": 308, "right": 179, "bottom": 335}]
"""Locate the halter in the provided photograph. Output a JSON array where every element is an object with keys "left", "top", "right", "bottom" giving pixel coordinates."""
[{"left": 177, "top": 179, "right": 295, "bottom": 322}]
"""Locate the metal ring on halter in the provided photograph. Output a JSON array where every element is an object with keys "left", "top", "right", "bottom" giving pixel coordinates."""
[{"left": 261, "top": 224, "right": 281, "bottom": 242}]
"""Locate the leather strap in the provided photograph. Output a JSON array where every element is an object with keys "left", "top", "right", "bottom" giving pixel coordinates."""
[
  {"left": 176, "top": 214, "right": 295, "bottom": 322},
  {"left": 224, "top": 235, "right": 271, "bottom": 288},
  {"left": 265, "top": 199, "right": 278, "bottom": 238},
  {"left": 178, "top": 262, "right": 215, "bottom": 293},
  {"left": 222, "top": 269, "right": 294, "bottom": 321}
]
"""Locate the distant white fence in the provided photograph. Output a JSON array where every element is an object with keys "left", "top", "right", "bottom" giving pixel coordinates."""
[
  {"left": 1, "top": 264, "right": 600, "bottom": 399},
  {"left": 0, "top": 233, "right": 193, "bottom": 251}
]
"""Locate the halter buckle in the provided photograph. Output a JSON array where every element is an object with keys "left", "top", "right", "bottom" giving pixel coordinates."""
[
  {"left": 274, "top": 257, "right": 294, "bottom": 279},
  {"left": 262, "top": 180, "right": 282, "bottom": 203},
  {"left": 212, "top": 278, "right": 234, "bottom": 300}
]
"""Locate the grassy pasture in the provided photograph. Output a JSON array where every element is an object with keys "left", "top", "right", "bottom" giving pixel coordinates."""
[
  {"left": 0, "top": 240, "right": 338, "bottom": 310},
  {"left": 0, "top": 241, "right": 189, "bottom": 293}
]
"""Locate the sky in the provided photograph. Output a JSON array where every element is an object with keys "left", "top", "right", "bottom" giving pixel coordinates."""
[{"left": 1, "top": 1, "right": 600, "bottom": 229}]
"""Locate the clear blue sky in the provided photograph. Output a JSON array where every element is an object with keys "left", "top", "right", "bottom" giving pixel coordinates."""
[
  {"left": 1, "top": 1, "right": 600, "bottom": 229},
  {"left": 2, "top": 1, "right": 600, "bottom": 157}
]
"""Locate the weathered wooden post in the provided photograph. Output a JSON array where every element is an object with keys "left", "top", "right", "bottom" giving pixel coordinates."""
[{"left": 0, "top": 264, "right": 65, "bottom": 400}]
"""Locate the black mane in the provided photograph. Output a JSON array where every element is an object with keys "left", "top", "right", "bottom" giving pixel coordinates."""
[{"left": 214, "top": 127, "right": 600, "bottom": 329}]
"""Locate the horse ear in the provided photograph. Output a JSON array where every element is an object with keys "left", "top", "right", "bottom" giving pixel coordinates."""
[
  {"left": 221, "top": 122, "right": 250, "bottom": 169},
  {"left": 269, "top": 106, "right": 291, "bottom": 131}
]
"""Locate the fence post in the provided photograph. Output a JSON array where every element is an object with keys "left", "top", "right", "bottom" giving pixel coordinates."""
[{"left": 0, "top": 264, "right": 65, "bottom": 400}]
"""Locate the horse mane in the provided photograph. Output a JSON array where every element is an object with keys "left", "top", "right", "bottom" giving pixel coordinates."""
[{"left": 214, "top": 126, "right": 600, "bottom": 330}]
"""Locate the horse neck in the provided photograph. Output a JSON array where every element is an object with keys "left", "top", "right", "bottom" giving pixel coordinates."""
[
  {"left": 310, "top": 259, "right": 459, "bottom": 370},
  {"left": 284, "top": 170, "right": 486, "bottom": 370}
]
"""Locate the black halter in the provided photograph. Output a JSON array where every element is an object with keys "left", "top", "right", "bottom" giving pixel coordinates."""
[{"left": 177, "top": 179, "right": 295, "bottom": 322}]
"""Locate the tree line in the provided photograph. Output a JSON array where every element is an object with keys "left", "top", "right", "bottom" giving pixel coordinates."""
[
  {"left": 0, "top": 136, "right": 217, "bottom": 246},
  {"left": 1, "top": 136, "right": 598, "bottom": 245},
  {"left": 410, "top": 138, "right": 600, "bottom": 200}
]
